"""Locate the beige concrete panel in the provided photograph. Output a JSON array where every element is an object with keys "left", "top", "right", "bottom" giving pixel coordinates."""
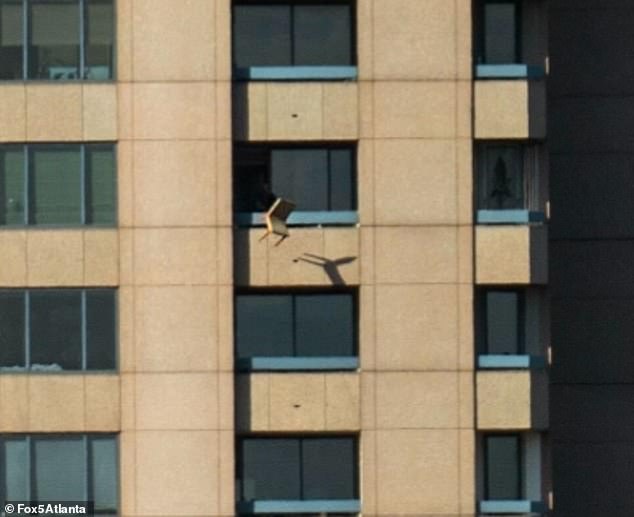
[
  {"left": 217, "top": 285, "right": 234, "bottom": 372},
  {"left": 0, "top": 85, "right": 26, "bottom": 141},
  {"left": 358, "top": 139, "right": 375, "bottom": 225},
  {"left": 458, "top": 225, "right": 473, "bottom": 284},
  {"left": 475, "top": 80, "right": 547, "bottom": 139},
  {"left": 269, "top": 373, "right": 326, "bottom": 431},
  {"left": 117, "top": 83, "right": 133, "bottom": 141},
  {"left": 218, "top": 429, "right": 235, "bottom": 515},
  {"left": 267, "top": 83, "right": 323, "bottom": 140},
  {"left": 84, "top": 230, "right": 119, "bottom": 285},
  {"left": 119, "top": 431, "right": 136, "bottom": 516},
  {"left": 359, "top": 226, "right": 375, "bottom": 286},
  {"left": 133, "top": 140, "right": 216, "bottom": 227},
  {"left": 266, "top": 229, "right": 328, "bottom": 286},
  {"left": 117, "top": 140, "right": 133, "bottom": 227},
  {"left": 375, "top": 284, "right": 458, "bottom": 370},
  {"left": 476, "top": 225, "right": 548, "bottom": 284},
  {"left": 26, "top": 85, "right": 82, "bottom": 141},
  {"left": 235, "top": 374, "right": 270, "bottom": 432},
  {"left": 374, "top": 139, "right": 457, "bottom": 225},
  {"left": 373, "top": 0, "right": 456, "bottom": 79},
  {"left": 218, "top": 372, "right": 234, "bottom": 431},
  {"left": 0, "top": 231, "right": 27, "bottom": 286},
  {"left": 459, "top": 429, "right": 476, "bottom": 515},
  {"left": 374, "top": 81, "right": 456, "bottom": 138},
  {"left": 362, "top": 430, "right": 378, "bottom": 515},
  {"left": 135, "top": 430, "right": 218, "bottom": 516},
  {"left": 135, "top": 286, "right": 217, "bottom": 372},
  {"left": 233, "top": 229, "right": 268, "bottom": 286},
  {"left": 29, "top": 376, "right": 85, "bottom": 431},
  {"left": 120, "top": 374, "right": 135, "bottom": 431},
  {"left": 359, "top": 285, "right": 376, "bottom": 370},
  {"left": 456, "top": 139, "right": 473, "bottom": 225},
  {"left": 216, "top": 83, "right": 233, "bottom": 140},
  {"left": 376, "top": 429, "right": 460, "bottom": 515},
  {"left": 215, "top": 0, "right": 232, "bottom": 82},
  {"left": 133, "top": 83, "right": 215, "bottom": 140},
  {"left": 358, "top": 81, "right": 374, "bottom": 138},
  {"left": 83, "top": 84, "right": 117, "bottom": 140},
  {"left": 115, "top": 0, "right": 132, "bottom": 80},
  {"left": 233, "top": 83, "right": 267, "bottom": 141},
  {"left": 356, "top": 0, "right": 373, "bottom": 80},
  {"left": 85, "top": 375, "right": 120, "bottom": 431},
  {"left": 457, "top": 81, "right": 472, "bottom": 139},
  {"left": 459, "top": 371, "right": 474, "bottom": 429},
  {"left": 322, "top": 83, "right": 359, "bottom": 139},
  {"left": 0, "top": 376, "right": 28, "bottom": 431},
  {"left": 132, "top": 0, "right": 215, "bottom": 81},
  {"left": 27, "top": 231, "right": 83, "bottom": 286},
  {"left": 133, "top": 228, "right": 216, "bottom": 286},
  {"left": 325, "top": 373, "right": 360, "bottom": 430},
  {"left": 216, "top": 139, "right": 233, "bottom": 227},
  {"left": 323, "top": 228, "right": 360, "bottom": 285},
  {"left": 217, "top": 227, "right": 233, "bottom": 286},
  {"left": 375, "top": 226, "right": 458, "bottom": 284},
  {"left": 135, "top": 373, "right": 218, "bottom": 431},
  {"left": 360, "top": 372, "right": 376, "bottom": 429},
  {"left": 477, "top": 371, "right": 531, "bottom": 430},
  {"left": 458, "top": 284, "right": 475, "bottom": 371},
  {"left": 118, "top": 229, "right": 134, "bottom": 286},
  {"left": 118, "top": 287, "right": 134, "bottom": 373},
  {"left": 456, "top": 0, "right": 473, "bottom": 80},
  {"left": 376, "top": 372, "right": 459, "bottom": 429}
]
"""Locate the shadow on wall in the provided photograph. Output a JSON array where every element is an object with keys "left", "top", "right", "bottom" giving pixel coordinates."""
[{"left": 293, "top": 253, "right": 357, "bottom": 285}]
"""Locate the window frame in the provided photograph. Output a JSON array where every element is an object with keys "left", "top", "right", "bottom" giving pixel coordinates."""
[
  {"left": 0, "top": 143, "right": 117, "bottom": 227},
  {"left": 233, "top": 143, "right": 358, "bottom": 226},
  {"left": 234, "top": 289, "right": 359, "bottom": 371},
  {"left": 231, "top": 0, "right": 357, "bottom": 80},
  {"left": 0, "top": 433, "right": 118, "bottom": 515},
  {"left": 0, "top": 288, "right": 118, "bottom": 373},
  {"left": 0, "top": 0, "right": 116, "bottom": 81}
]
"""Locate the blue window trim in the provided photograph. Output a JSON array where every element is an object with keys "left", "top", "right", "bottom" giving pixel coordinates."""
[
  {"left": 478, "top": 355, "right": 546, "bottom": 370},
  {"left": 476, "top": 210, "right": 545, "bottom": 225},
  {"left": 479, "top": 500, "right": 546, "bottom": 514},
  {"left": 237, "top": 499, "right": 361, "bottom": 514},
  {"left": 476, "top": 64, "right": 546, "bottom": 79},
  {"left": 235, "top": 211, "right": 358, "bottom": 227},
  {"left": 237, "top": 356, "right": 359, "bottom": 372},
  {"left": 234, "top": 66, "right": 358, "bottom": 81}
]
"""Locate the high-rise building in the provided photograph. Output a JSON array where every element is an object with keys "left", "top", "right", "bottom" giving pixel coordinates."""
[{"left": 0, "top": 1, "right": 628, "bottom": 516}]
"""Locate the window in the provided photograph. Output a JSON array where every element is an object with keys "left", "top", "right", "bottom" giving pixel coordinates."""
[
  {"left": 0, "top": 434, "right": 117, "bottom": 514},
  {"left": 485, "top": 434, "right": 522, "bottom": 500},
  {"left": 478, "top": 0, "right": 520, "bottom": 65},
  {"left": 478, "top": 289, "right": 525, "bottom": 356},
  {"left": 232, "top": 1, "right": 355, "bottom": 79},
  {"left": 0, "top": 143, "right": 116, "bottom": 226},
  {"left": 235, "top": 291, "right": 357, "bottom": 370},
  {"left": 0, "top": 289, "right": 116, "bottom": 372},
  {"left": 237, "top": 437, "right": 358, "bottom": 514},
  {"left": 0, "top": 0, "right": 114, "bottom": 80},
  {"left": 476, "top": 142, "right": 543, "bottom": 223},
  {"left": 234, "top": 145, "right": 356, "bottom": 225}
]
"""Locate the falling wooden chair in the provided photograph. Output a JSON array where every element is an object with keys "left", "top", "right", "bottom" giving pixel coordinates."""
[{"left": 259, "top": 197, "right": 296, "bottom": 246}]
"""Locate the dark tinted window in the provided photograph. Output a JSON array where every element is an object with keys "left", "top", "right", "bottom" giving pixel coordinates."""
[
  {"left": 233, "top": 1, "right": 354, "bottom": 68},
  {"left": 84, "top": 0, "right": 115, "bottom": 79},
  {"left": 239, "top": 437, "right": 357, "bottom": 501},
  {"left": 235, "top": 292, "right": 356, "bottom": 359},
  {"left": 0, "top": 0, "right": 23, "bottom": 79},
  {"left": 483, "top": 1, "right": 519, "bottom": 64},
  {"left": 477, "top": 144, "right": 525, "bottom": 210},
  {"left": 234, "top": 145, "right": 356, "bottom": 212},
  {"left": 481, "top": 290, "right": 524, "bottom": 355},
  {"left": 0, "top": 289, "right": 117, "bottom": 371},
  {"left": 0, "top": 144, "right": 116, "bottom": 226},
  {"left": 485, "top": 434, "right": 522, "bottom": 500}
]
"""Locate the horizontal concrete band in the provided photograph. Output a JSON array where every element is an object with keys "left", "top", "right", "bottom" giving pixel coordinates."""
[
  {"left": 235, "top": 211, "right": 359, "bottom": 226},
  {"left": 234, "top": 66, "right": 358, "bottom": 81},
  {"left": 237, "top": 499, "right": 361, "bottom": 513},
  {"left": 479, "top": 500, "right": 547, "bottom": 513},
  {"left": 236, "top": 357, "right": 359, "bottom": 371},
  {"left": 476, "top": 64, "right": 546, "bottom": 79},
  {"left": 476, "top": 210, "right": 546, "bottom": 224},
  {"left": 478, "top": 355, "right": 547, "bottom": 369}
]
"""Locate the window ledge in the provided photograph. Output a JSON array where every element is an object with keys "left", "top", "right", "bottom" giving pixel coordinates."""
[
  {"left": 234, "top": 66, "right": 358, "bottom": 81},
  {"left": 237, "top": 357, "right": 359, "bottom": 372},
  {"left": 479, "top": 500, "right": 546, "bottom": 514},
  {"left": 475, "top": 64, "right": 546, "bottom": 79},
  {"left": 476, "top": 210, "right": 545, "bottom": 225},
  {"left": 478, "top": 355, "right": 546, "bottom": 370},
  {"left": 235, "top": 211, "right": 358, "bottom": 227},
  {"left": 237, "top": 499, "right": 361, "bottom": 514}
]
